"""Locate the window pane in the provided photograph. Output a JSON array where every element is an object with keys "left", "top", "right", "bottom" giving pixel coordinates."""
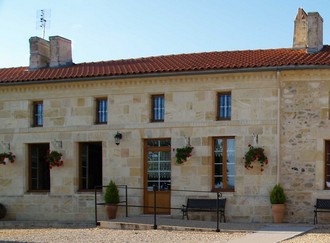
[
  {"left": 97, "top": 99, "right": 107, "bottom": 124},
  {"left": 219, "top": 93, "right": 231, "bottom": 119},
  {"left": 214, "top": 138, "right": 223, "bottom": 188},
  {"left": 227, "top": 175, "right": 235, "bottom": 189},
  {"left": 33, "top": 102, "right": 43, "bottom": 126},
  {"left": 152, "top": 95, "right": 164, "bottom": 122},
  {"left": 215, "top": 177, "right": 223, "bottom": 189},
  {"left": 213, "top": 137, "right": 235, "bottom": 191},
  {"left": 146, "top": 139, "right": 171, "bottom": 191},
  {"left": 147, "top": 139, "right": 171, "bottom": 147},
  {"left": 227, "top": 139, "right": 235, "bottom": 171}
]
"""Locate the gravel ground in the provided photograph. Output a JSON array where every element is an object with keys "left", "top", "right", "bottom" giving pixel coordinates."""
[
  {"left": 0, "top": 227, "right": 246, "bottom": 243},
  {"left": 283, "top": 227, "right": 330, "bottom": 243},
  {"left": 0, "top": 226, "right": 329, "bottom": 243}
]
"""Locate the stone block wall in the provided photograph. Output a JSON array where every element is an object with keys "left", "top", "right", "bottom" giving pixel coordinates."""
[
  {"left": 280, "top": 69, "right": 330, "bottom": 223},
  {"left": 0, "top": 71, "right": 279, "bottom": 222}
]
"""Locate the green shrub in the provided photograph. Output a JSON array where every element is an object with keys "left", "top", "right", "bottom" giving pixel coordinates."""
[
  {"left": 104, "top": 180, "right": 120, "bottom": 204},
  {"left": 270, "top": 184, "right": 287, "bottom": 204}
]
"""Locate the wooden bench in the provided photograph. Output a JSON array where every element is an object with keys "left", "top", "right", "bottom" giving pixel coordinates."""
[
  {"left": 182, "top": 198, "right": 226, "bottom": 222},
  {"left": 314, "top": 199, "right": 330, "bottom": 224}
]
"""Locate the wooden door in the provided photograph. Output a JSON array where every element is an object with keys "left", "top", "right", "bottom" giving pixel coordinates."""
[{"left": 144, "top": 139, "right": 171, "bottom": 214}]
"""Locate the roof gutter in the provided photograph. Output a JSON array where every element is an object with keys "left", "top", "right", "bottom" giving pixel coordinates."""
[{"left": 1, "top": 64, "right": 330, "bottom": 86}]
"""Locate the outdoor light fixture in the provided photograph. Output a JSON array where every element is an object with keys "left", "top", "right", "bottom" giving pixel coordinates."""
[
  {"left": 52, "top": 139, "right": 63, "bottom": 149},
  {"left": 1, "top": 141, "right": 10, "bottom": 151},
  {"left": 114, "top": 132, "right": 122, "bottom": 145}
]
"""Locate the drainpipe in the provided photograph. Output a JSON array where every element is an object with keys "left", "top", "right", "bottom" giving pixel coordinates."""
[{"left": 276, "top": 70, "right": 281, "bottom": 184}]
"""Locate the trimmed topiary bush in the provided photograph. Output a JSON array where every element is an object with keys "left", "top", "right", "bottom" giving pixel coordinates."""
[
  {"left": 270, "top": 184, "right": 287, "bottom": 204},
  {"left": 104, "top": 180, "right": 120, "bottom": 204}
]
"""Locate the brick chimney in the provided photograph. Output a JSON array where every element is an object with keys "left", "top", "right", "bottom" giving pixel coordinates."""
[
  {"left": 293, "top": 8, "right": 323, "bottom": 53},
  {"left": 29, "top": 35, "right": 73, "bottom": 69},
  {"left": 29, "top": 37, "right": 50, "bottom": 69},
  {"left": 49, "top": 36, "right": 73, "bottom": 68}
]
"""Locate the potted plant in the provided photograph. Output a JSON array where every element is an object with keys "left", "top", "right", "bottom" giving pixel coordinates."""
[
  {"left": 270, "top": 183, "right": 287, "bottom": 223},
  {"left": 0, "top": 152, "right": 16, "bottom": 164},
  {"left": 175, "top": 145, "right": 194, "bottom": 164},
  {"left": 45, "top": 150, "right": 63, "bottom": 169},
  {"left": 244, "top": 144, "right": 268, "bottom": 171},
  {"left": 104, "top": 180, "right": 120, "bottom": 219}
]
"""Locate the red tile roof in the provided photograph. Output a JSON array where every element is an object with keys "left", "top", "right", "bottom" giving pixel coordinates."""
[{"left": 1, "top": 46, "right": 330, "bottom": 84}]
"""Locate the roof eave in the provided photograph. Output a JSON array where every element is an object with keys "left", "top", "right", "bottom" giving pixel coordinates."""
[{"left": 1, "top": 64, "right": 330, "bottom": 86}]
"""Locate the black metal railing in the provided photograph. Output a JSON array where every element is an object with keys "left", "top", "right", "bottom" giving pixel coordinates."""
[{"left": 95, "top": 185, "right": 223, "bottom": 232}]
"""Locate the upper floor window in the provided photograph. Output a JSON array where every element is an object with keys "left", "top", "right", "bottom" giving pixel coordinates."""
[
  {"left": 212, "top": 137, "right": 235, "bottom": 192},
  {"left": 151, "top": 94, "right": 164, "bottom": 122},
  {"left": 96, "top": 98, "right": 108, "bottom": 124},
  {"left": 33, "top": 101, "right": 43, "bottom": 127},
  {"left": 217, "top": 92, "right": 231, "bottom": 120}
]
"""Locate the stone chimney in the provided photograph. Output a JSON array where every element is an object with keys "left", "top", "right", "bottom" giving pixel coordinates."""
[
  {"left": 49, "top": 36, "right": 73, "bottom": 68},
  {"left": 293, "top": 8, "right": 323, "bottom": 53},
  {"left": 29, "top": 37, "right": 50, "bottom": 69},
  {"left": 29, "top": 35, "right": 73, "bottom": 69}
]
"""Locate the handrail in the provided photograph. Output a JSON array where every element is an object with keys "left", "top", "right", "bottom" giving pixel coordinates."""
[{"left": 94, "top": 185, "right": 223, "bottom": 231}]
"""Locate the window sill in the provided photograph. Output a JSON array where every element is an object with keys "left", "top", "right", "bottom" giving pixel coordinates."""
[
  {"left": 212, "top": 189, "right": 235, "bottom": 193},
  {"left": 26, "top": 190, "right": 50, "bottom": 194},
  {"left": 77, "top": 189, "right": 102, "bottom": 193},
  {"left": 216, "top": 118, "right": 231, "bottom": 121}
]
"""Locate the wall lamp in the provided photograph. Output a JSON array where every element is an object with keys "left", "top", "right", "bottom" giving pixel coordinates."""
[
  {"left": 1, "top": 141, "right": 10, "bottom": 151},
  {"left": 114, "top": 132, "right": 122, "bottom": 145},
  {"left": 52, "top": 139, "right": 63, "bottom": 149}
]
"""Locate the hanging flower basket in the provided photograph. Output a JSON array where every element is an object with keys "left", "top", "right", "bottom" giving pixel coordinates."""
[
  {"left": 45, "top": 150, "right": 63, "bottom": 169},
  {"left": 244, "top": 144, "right": 268, "bottom": 171},
  {"left": 175, "top": 145, "right": 194, "bottom": 164},
  {"left": 0, "top": 152, "right": 16, "bottom": 165}
]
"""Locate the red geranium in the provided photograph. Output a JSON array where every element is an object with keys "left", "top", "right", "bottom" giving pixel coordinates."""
[
  {"left": 45, "top": 150, "right": 63, "bottom": 169},
  {"left": 0, "top": 152, "right": 16, "bottom": 165},
  {"left": 244, "top": 144, "right": 268, "bottom": 172}
]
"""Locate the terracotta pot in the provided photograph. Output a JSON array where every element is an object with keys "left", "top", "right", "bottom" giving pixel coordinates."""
[
  {"left": 271, "top": 204, "right": 285, "bottom": 223},
  {"left": 104, "top": 204, "right": 118, "bottom": 219}
]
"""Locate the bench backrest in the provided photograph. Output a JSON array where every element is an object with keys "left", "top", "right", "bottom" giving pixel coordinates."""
[
  {"left": 316, "top": 199, "right": 330, "bottom": 209},
  {"left": 187, "top": 198, "right": 226, "bottom": 209}
]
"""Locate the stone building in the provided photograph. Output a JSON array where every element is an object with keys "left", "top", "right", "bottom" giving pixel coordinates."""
[{"left": 0, "top": 8, "right": 330, "bottom": 223}]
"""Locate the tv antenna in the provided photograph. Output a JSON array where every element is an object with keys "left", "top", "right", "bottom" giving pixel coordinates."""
[{"left": 36, "top": 9, "right": 51, "bottom": 39}]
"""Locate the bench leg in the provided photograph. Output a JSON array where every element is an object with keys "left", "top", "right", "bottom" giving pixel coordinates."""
[
  {"left": 182, "top": 210, "right": 189, "bottom": 220},
  {"left": 220, "top": 211, "right": 226, "bottom": 223}
]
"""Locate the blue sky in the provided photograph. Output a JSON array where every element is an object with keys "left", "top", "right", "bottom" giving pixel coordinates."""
[{"left": 1, "top": 0, "right": 330, "bottom": 68}]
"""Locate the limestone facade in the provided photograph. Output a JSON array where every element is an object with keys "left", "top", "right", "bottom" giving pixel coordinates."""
[{"left": 0, "top": 70, "right": 282, "bottom": 223}]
